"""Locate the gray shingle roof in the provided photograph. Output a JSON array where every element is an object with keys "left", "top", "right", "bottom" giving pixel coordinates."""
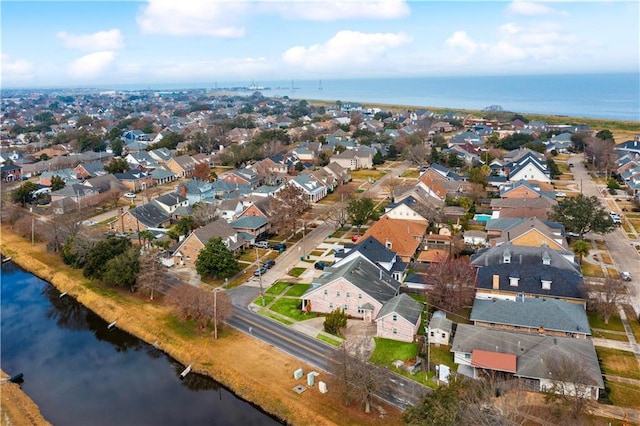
[
  {"left": 452, "top": 324, "right": 603, "bottom": 388},
  {"left": 375, "top": 293, "right": 422, "bottom": 324},
  {"left": 470, "top": 298, "right": 590, "bottom": 335},
  {"left": 308, "top": 258, "right": 401, "bottom": 304}
]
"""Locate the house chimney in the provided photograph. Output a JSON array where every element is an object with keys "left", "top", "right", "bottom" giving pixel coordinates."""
[
  {"left": 180, "top": 184, "right": 186, "bottom": 198},
  {"left": 492, "top": 274, "right": 500, "bottom": 289}
]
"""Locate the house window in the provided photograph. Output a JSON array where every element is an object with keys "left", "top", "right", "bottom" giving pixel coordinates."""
[
  {"left": 344, "top": 304, "right": 348, "bottom": 311},
  {"left": 336, "top": 291, "right": 340, "bottom": 297},
  {"left": 357, "top": 306, "right": 364, "bottom": 314},
  {"left": 442, "top": 333, "right": 446, "bottom": 338},
  {"left": 346, "top": 292, "right": 350, "bottom": 298},
  {"left": 541, "top": 280, "right": 551, "bottom": 290},
  {"left": 430, "top": 331, "right": 435, "bottom": 337},
  {"left": 393, "top": 328, "right": 398, "bottom": 334},
  {"left": 358, "top": 293, "right": 362, "bottom": 299},
  {"left": 329, "top": 303, "right": 333, "bottom": 309},
  {"left": 465, "top": 353, "right": 471, "bottom": 359},
  {"left": 323, "top": 289, "right": 328, "bottom": 296},
  {"left": 509, "top": 277, "right": 519, "bottom": 287},
  {"left": 392, "top": 314, "right": 397, "bottom": 321}
]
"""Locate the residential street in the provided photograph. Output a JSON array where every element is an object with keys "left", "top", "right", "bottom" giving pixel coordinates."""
[{"left": 570, "top": 153, "right": 640, "bottom": 312}]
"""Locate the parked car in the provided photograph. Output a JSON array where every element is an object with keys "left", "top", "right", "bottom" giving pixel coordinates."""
[
  {"left": 124, "top": 192, "right": 136, "bottom": 198},
  {"left": 568, "top": 163, "right": 574, "bottom": 168},
  {"left": 314, "top": 261, "right": 328, "bottom": 270},
  {"left": 621, "top": 271, "right": 632, "bottom": 281},
  {"left": 253, "top": 266, "right": 267, "bottom": 276},
  {"left": 351, "top": 234, "right": 361, "bottom": 242},
  {"left": 252, "top": 241, "right": 269, "bottom": 249},
  {"left": 270, "top": 242, "right": 286, "bottom": 251},
  {"left": 263, "top": 259, "right": 276, "bottom": 269}
]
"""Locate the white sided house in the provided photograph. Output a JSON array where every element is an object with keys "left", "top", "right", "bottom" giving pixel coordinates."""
[
  {"left": 375, "top": 294, "right": 423, "bottom": 343},
  {"left": 302, "top": 258, "right": 401, "bottom": 322},
  {"left": 427, "top": 310, "right": 453, "bottom": 346}
]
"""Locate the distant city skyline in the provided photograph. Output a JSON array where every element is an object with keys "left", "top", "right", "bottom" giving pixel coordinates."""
[{"left": 2, "top": 0, "right": 638, "bottom": 89}]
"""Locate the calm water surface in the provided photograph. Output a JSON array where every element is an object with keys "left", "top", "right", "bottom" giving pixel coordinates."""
[{"left": 0, "top": 262, "right": 282, "bottom": 426}]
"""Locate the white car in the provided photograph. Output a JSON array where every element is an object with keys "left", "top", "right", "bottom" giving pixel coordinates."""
[
  {"left": 124, "top": 192, "right": 136, "bottom": 199},
  {"left": 621, "top": 271, "right": 631, "bottom": 281}
]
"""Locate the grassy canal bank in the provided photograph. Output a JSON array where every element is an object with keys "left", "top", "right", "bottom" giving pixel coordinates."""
[{"left": 0, "top": 227, "right": 403, "bottom": 426}]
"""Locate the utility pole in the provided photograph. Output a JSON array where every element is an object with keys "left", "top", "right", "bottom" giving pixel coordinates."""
[{"left": 214, "top": 288, "right": 218, "bottom": 340}]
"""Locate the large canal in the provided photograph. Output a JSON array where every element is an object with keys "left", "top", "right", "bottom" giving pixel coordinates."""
[{"left": 0, "top": 262, "right": 282, "bottom": 425}]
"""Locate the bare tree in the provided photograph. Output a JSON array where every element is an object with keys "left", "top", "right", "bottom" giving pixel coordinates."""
[
  {"left": 585, "top": 136, "right": 616, "bottom": 179},
  {"left": 137, "top": 248, "right": 168, "bottom": 300},
  {"left": 267, "top": 183, "right": 309, "bottom": 237},
  {"left": 325, "top": 188, "right": 353, "bottom": 230},
  {"left": 191, "top": 201, "right": 218, "bottom": 227},
  {"left": 329, "top": 336, "right": 387, "bottom": 414},
  {"left": 38, "top": 209, "right": 85, "bottom": 252},
  {"left": 165, "top": 284, "right": 233, "bottom": 334},
  {"left": 384, "top": 177, "right": 402, "bottom": 202},
  {"left": 544, "top": 355, "right": 596, "bottom": 419},
  {"left": 426, "top": 257, "right": 476, "bottom": 314},
  {"left": 590, "top": 276, "right": 626, "bottom": 324},
  {"left": 402, "top": 143, "right": 431, "bottom": 166}
]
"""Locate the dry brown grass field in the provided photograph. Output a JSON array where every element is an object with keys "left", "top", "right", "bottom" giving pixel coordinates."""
[{"left": 0, "top": 227, "right": 403, "bottom": 426}]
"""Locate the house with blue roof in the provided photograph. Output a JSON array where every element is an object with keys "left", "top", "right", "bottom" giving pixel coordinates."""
[
  {"left": 290, "top": 174, "right": 327, "bottom": 203},
  {"left": 176, "top": 179, "right": 216, "bottom": 204},
  {"left": 333, "top": 236, "right": 408, "bottom": 282}
]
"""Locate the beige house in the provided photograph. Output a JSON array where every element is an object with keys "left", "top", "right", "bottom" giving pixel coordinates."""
[
  {"left": 330, "top": 148, "right": 373, "bottom": 170},
  {"left": 173, "top": 219, "right": 247, "bottom": 267}
]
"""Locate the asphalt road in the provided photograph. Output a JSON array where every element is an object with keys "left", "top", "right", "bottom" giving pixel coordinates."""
[{"left": 570, "top": 153, "right": 640, "bottom": 312}]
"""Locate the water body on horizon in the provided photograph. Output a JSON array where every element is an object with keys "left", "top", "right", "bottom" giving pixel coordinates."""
[
  {"left": 100, "top": 73, "right": 639, "bottom": 122},
  {"left": 0, "top": 262, "right": 283, "bottom": 426}
]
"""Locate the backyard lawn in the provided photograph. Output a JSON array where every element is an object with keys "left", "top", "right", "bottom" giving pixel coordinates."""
[{"left": 370, "top": 338, "right": 418, "bottom": 365}]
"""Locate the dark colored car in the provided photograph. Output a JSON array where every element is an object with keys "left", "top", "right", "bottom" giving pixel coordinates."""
[
  {"left": 314, "top": 261, "right": 328, "bottom": 270},
  {"left": 253, "top": 266, "right": 267, "bottom": 276},
  {"left": 263, "top": 259, "right": 276, "bottom": 269},
  {"left": 270, "top": 243, "right": 286, "bottom": 251}
]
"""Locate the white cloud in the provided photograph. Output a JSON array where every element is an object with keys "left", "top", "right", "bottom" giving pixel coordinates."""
[
  {"left": 443, "top": 21, "right": 582, "bottom": 70},
  {"left": 445, "top": 31, "right": 481, "bottom": 55},
  {"left": 282, "top": 30, "right": 411, "bottom": 71},
  {"left": 506, "top": 0, "right": 566, "bottom": 17},
  {"left": 67, "top": 51, "right": 117, "bottom": 79},
  {"left": 269, "top": 0, "right": 411, "bottom": 21},
  {"left": 1, "top": 53, "right": 35, "bottom": 80},
  {"left": 137, "top": 0, "right": 247, "bottom": 37},
  {"left": 56, "top": 29, "right": 124, "bottom": 51}
]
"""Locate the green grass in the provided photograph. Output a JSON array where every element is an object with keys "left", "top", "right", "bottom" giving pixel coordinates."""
[
  {"left": 269, "top": 298, "right": 308, "bottom": 321},
  {"left": 588, "top": 311, "right": 625, "bottom": 332},
  {"left": 596, "top": 347, "right": 640, "bottom": 380},
  {"left": 284, "top": 284, "right": 312, "bottom": 298},
  {"left": 428, "top": 345, "right": 456, "bottom": 370},
  {"left": 164, "top": 314, "right": 199, "bottom": 339},
  {"left": 317, "top": 334, "right": 342, "bottom": 346},
  {"left": 604, "top": 381, "right": 640, "bottom": 409},
  {"left": 369, "top": 337, "right": 418, "bottom": 365},
  {"left": 356, "top": 189, "right": 365, "bottom": 193},
  {"left": 258, "top": 309, "right": 293, "bottom": 325},
  {"left": 266, "top": 281, "right": 291, "bottom": 295},
  {"left": 288, "top": 267, "right": 306, "bottom": 277},
  {"left": 252, "top": 295, "right": 275, "bottom": 307}
]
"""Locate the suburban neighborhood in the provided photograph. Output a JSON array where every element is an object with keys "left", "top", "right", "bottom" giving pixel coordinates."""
[{"left": 2, "top": 87, "right": 640, "bottom": 425}]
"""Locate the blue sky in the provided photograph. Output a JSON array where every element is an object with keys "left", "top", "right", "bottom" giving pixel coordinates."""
[{"left": 2, "top": 0, "right": 638, "bottom": 88}]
